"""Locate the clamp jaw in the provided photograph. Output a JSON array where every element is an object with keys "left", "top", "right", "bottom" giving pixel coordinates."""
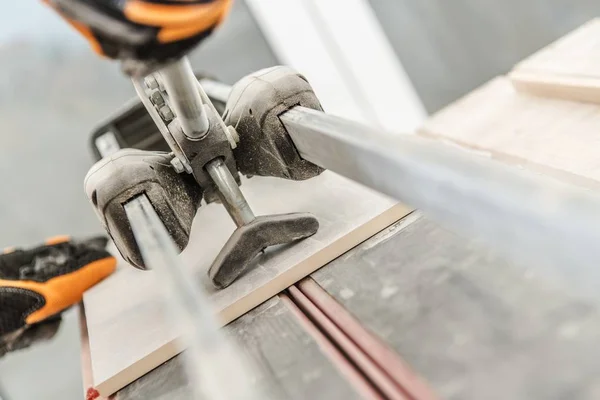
[{"left": 85, "top": 63, "right": 324, "bottom": 288}]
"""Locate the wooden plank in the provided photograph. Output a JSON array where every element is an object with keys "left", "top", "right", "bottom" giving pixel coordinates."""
[
  {"left": 84, "top": 171, "right": 411, "bottom": 396},
  {"left": 509, "top": 19, "right": 600, "bottom": 103},
  {"left": 313, "top": 214, "right": 600, "bottom": 400},
  {"left": 510, "top": 71, "right": 600, "bottom": 105},
  {"left": 114, "top": 297, "right": 362, "bottom": 400},
  {"left": 419, "top": 76, "right": 600, "bottom": 189}
]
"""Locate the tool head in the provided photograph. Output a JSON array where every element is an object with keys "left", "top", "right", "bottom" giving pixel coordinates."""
[{"left": 84, "top": 66, "right": 326, "bottom": 287}]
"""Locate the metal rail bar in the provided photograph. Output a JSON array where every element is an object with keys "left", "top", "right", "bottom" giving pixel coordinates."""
[
  {"left": 124, "top": 194, "right": 262, "bottom": 400},
  {"left": 281, "top": 106, "right": 600, "bottom": 300}
]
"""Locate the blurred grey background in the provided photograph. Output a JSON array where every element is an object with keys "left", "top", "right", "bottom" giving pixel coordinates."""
[{"left": 0, "top": 0, "right": 598, "bottom": 398}]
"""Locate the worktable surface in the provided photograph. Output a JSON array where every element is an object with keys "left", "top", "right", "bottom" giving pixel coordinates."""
[{"left": 104, "top": 212, "right": 600, "bottom": 400}]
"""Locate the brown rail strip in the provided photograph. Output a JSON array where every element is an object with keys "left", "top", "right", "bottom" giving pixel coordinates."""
[
  {"left": 296, "top": 278, "right": 438, "bottom": 400},
  {"left": 287, "top": 284, "right": 409, "bottom": 400},
  {"left": 279, "top": 292, "right": 384, "bottom": 399}
]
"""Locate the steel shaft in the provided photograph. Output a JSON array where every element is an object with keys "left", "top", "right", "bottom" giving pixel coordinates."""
[
  {"left": 206, "top": 158, "right": 256, "bottom": 227},
  {"left": 160, "top": 58, "right": 210, "bottom": 138}
]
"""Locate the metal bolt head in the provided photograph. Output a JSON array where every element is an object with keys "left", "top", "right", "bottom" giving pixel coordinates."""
[
  {"left": 150, "top": 91, "right": 165, "bottom": 106},
  {"left": 144, "top": 75, "right": 159, "bottom": 90},
  {"left": 159, "top": 105, "right": 175, "bottom": 122},
  {"left": 170, "top": 157, "right": 185, "bottom": 173}
]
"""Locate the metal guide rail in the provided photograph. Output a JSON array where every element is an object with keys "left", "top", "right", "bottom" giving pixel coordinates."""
[
  {"left": 280, "top": 107, "right": 600, "bottom": 300},
  {"left": 124, "top": 194, "right": 261, "bottom": 400}
]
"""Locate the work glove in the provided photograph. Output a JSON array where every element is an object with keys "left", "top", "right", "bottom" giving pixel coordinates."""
[
  {"left": 46, "top": 0, "right": 232, "bottom": 76},
  {"left": 0, "top": 236, "right": 116, "bottom": 357}
]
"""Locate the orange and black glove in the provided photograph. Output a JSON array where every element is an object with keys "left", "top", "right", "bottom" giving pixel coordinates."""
[
  {"left": 0, "top": 236, "right": 116, "bottom": 357},
  {"left": 46, "top": 0, "right": 232, "bottom": 76}
]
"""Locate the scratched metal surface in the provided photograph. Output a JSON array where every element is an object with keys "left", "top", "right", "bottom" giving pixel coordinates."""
[
  {"left": 313, "top": 213, "right": 600, "bottom": 400},
  {"left": 114, "top": 210, "right": 600, "bottom": 400},
  {"left": 115, "top": 297, "right": 361, "bottom": 400}
]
